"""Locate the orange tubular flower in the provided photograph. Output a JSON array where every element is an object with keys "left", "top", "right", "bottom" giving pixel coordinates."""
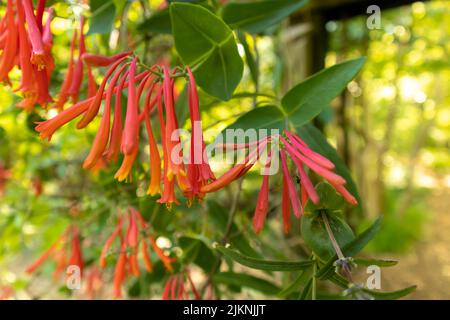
[
  {"left": 162, "top": 66, "right": 185, "bottom": 181},
  {"left": 114, "top": 145, "right": 138, "bottom": 182},
  {"left": 77, "top": 55, "right": 129, "bottom": 129},
  {"left": 144, "top": 109, "right": 162, "bottom": 196},
  {"left": 82, "top": 52, "right": 132, "bottom": 67},
  {"left": 121, "top": 57, "right": 140, "bottom": 155},
  {"left": 252, "top": 155, "right": 272, "bottom": 234},
  {"left": 200, "top": 138, "right": 267, "bottom": 194},
  {"left": 102, "top": 208, "right": 173, "bottom": 298},
  {"left": 16, "top": 0, "right": 34, "bottom": 94},
  {"left": 281, "top": 172, "right": 292, "bottom": 234},
  {"left": 112, "top": 241, "right": 127, "bottom": 299},
  {"left": 68, "top": 226, "right": 84, "bottom": 275},
  {"left": 0, "top": 0, "right": 18, "bottom": 83},
  {"left": 68, "top": 17, "right": 86, "bottom": 103},
  {"left": 185, "top": 67, "right": 215, "bottom": 202},
  {"left": 280, "top": 149, "right": 303, "bottom": 218},
  {"left": 82, "top": 63, "right": 128, "bottom": 169},
  {"left": 0, "top": 0, "right": 54, "bottom": 110},
  {"left": 23, "top": 0, "right": 48, "bottom": 70},
  {"left": 162, "top": 270, "right": 200, "bottom": 300},
  {"left": 103, "top": 70, "right": 129, "bottom": 163},
  {"left": 53, "top": 30, "right": 77, "bottom": 110},
  {"left": 26, "top": 225, "right": 84, "bottom": 279},
  {"left": 35, "top": 97, "right": 93, "bottom": 141}
]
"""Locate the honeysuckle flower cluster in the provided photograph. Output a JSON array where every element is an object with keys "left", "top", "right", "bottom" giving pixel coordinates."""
[
  {"left": 53, "top": 16, "right": 98, "bottom": 110},
  {"left": 0, "top": 0, "right": 54, "bottom": 111},
  {"left": 254, "top": 130, "right": 357, "bottom": 234},
  {"left": 36, "top": 52, "right": 215, "bottom": 208},
  {"left": 162, "top": 269, "right": 201, "bottom": 300},
  {"left": 26, "top": 225, "right": 84, "bottom": 279},
  {"left": 34, "top": 46, "right": 358, "bottom": 235},
  {"left": 100, "top": 207, "right": 174, "bottom": 298}
]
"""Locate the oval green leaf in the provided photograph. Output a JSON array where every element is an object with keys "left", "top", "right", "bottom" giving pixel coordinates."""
[
  {"left": 170, "top": 3, "right": 243, "bottom": 101},
  {"left": 282, "top": 58, "right": 365, "bottom": 127},
  {"left": 301, "top": 212, "right": 355, "bottom": 261}
]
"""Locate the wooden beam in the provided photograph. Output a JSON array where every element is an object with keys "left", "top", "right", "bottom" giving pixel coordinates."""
[{"left": 308, "top": 0, "right": 430, "bottom": 21}]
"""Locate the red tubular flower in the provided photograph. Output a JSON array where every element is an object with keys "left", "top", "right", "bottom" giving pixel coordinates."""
[
  {"left": 100, "top": 216, "right": 123, "bottom": 269},
  {"left": 144, "top": 108, "right": 162, "bottom": 196},
  {"left": 82, "top": 63, "right": 128, "bottom": 169},
  {"left": 112, "top": 241, "right": 127, "bottom": 299},
  {"left": 281, "top": 136, "right": 345, "bottom": 185},
  {"left": 25, "top": 240, "right": 60, "bottom": 274},
  {"left": 121, "top": 57, "right": 140, "bottom": 155},
  {"left": 200, "top": 138, "right": 267, "bottom": 194},
  {"left": 77, "top": 55, "right": 129, "bottom": 129},
  {"left": 68, "top": 226, "right": 84, "bottom": 275},
  {"left": 53, "top": 29, "right": 77, "bottom": 110},
  {"left": 87, "top": 64, "right": 97, "bottom": 98},
  {"left": 35, "top": 97, "right": 93, "bottom": 141},
  {"left": 0, "top": 0, "right": 18, "bottom": 83},
  {"left": 42, "top": 8, "right": 54, "bottom": 71},
  {"left": 68, "top": 17, "right": 86, "bottom": 103},
  {"left": 23, "top": 0, "right": 48, "bottom": 70},
  {"left": 35, "top": 0, "right": 46, "bottom": 31},
  {"left": 82, "top": 52, "right": 132, "bottom": 67},
  {"left": 85, "top": 267, "right": 103, "bottom": 300},
  {"left": 162, "top": 270, "right": 200, "bottom": 300},
  {"left": 16, "top": 0, "right": 34, "bottom": 95},
  {"left": 280, "top": 149, "right": 303, "bottom": 218},
  {"left": 101, "top": 208, "right": 174, "bottom": 298},
  {"left": 26, "top": 225, "right": 83, "bottom": 280},
  {"left": 114, "top": 145, "right": 138, "bottom": 182},
  {"left": 284, "top": 145, "right": 319, "bottom": 205},
  {"left": 185, "top": 67, "right": 215, "bottom": 202},
  {"left": 162, "top": 66, "right": 185, "bottom": 181},
  {"left": 285, "top": 130, "right": 335, "bottom": 169},
  {"left": 329, "top": 181, "right": 358, "bottom": 205},
  {"left": 103, "top": 70, "right": 129, "bottom": 163},
  {"left": 127, "top": 209, "right": 139, "bottom": 249},
  {"left": 252, "top": 155, "right": 272, "bottom": 233},
  {"left": 281, "top": 172, "right": 291, "bottom": 234},
  {"left": 148, "top": 236, "right": 174, "bottom": 273}
]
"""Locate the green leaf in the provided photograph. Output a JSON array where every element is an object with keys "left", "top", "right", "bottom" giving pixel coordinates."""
[
  {"left": 297, "top": 124, "right": 362, "bottom": 208},
  {"left": 170, "top": 3, "right": 243, "bottom": 100},
  {"left": 301, "top": 212, "right": 355, "bottom": 261},
  {"left": 222, "top": 105, "right": 285, "bottom": 138},
  {"left": 179, "top": 236, "right": 216, "bottom": 273},
  {"left": 317, "top": 217, "right": 383, "bottom": 280},
  {"left": 363, "top": 286, "right": 417, "bottom": 300},
  {"left": 222, "top": 0, "right": 309, "bottom": 34},
  {"left": 354, "top": 258, "right": 397, "bottom": 267},
  {"left": 215, "top": 245, "right": 314, "bottom": 271},
  {"left": 329, "top": 274, "right": 416, "bottom": 300},
  {"left": 213, "top": 272, "right": 280, "bottom": 295},
  {"left": 138, "top": 9, "right": 172, "bottom": 34},
  {"left": 282, "top": 58, "right": 365, "bottom": 127},
  {"left": 87, "top": 0, "right": 117, "bottom": 35},
  {"left": 299, "top": 278, "right": 312, "bottom": 300},
  {"left": 277, "top": 267, "right": 313, "bottom": 297}
]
